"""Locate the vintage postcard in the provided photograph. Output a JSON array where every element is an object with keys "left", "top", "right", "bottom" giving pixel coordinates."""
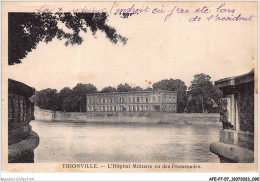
[{"left": 1, "top": 1, "right": 258, "bottom": 174}]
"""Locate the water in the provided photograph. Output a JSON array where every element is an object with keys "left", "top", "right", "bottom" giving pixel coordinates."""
[{"left": 31, "top": 120, "right": 221, "bottom": 163}]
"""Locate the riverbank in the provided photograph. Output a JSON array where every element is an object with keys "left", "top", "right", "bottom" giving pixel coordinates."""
[{"left": 35, "top": 107, "right": 221, "bottom": 125}]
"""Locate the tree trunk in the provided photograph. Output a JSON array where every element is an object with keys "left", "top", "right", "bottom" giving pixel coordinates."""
[
  {"left": 79, "top": 98, "right": 82, "bottom": 113},
  {"left": 201, "top": 97, "right": 205, "bottom": 113}
]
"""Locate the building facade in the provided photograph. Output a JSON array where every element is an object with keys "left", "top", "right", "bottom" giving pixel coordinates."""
[{"left": 86, "top": 90, "right": 177, "bottom": 113}]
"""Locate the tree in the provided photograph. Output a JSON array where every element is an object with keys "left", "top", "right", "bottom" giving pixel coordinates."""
[
  {"left": 100, "top": 86, "right": 117, "bottom": 93},
  {"left": 56, "top": 87, "right": 73, "bottom": 111},
  {"left": 186, "top": 73, "right": 222, "bottom": 113},
  {"left": 62, "top": 96, "right": 73, "bottom": 112},
  {"left": 152, "top": 79, "right": 187, "bottom": 113},
  {"left": 35, "top": 88, "right": 57, "bottom": 110},
  {"left": 117, "top": 83, "right": 132, "bottom": 92},
  {"left": 132, "top": 86, "right": 143, "bottom": 91},
  {"left": 72, "top": 83, "right": 97, "bottom": 112},
  {"left": 144, "top": 87, "right": 153, "bottom": 91},
  {"left": 8, "top": 13, "right": 127, "bottom": 65},
  {"left": 35, "top": 83, "right": 97, "bottom": 112}
]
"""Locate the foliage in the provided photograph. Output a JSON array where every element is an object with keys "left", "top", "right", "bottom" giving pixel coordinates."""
[
  {"left": 152, "top": 79, "right": 187, "bottom": 113},
  {"left": 132, "top": 86, "right": 143, "bottom": 91},
  {"left": 144, "top": 87, "right": 153, "bottom": 91},
  {"left": 55, "top": 87, "right": 73, "bottom": 111},
  {"left": 36, "top": 88, "right": 57, "bottom": 110},
  {"left": 100, "top": 86, "right": 117, "bottom": 93},
  {"left": 72, "top": 83, "right": 97, "bottom": 112},
  {"left": 185, "top": 73, "right": 222, "bottom": 113},
  {"left": 117, "top": 83, "right": 132, "bottom": 92},
  {"left": 8, "top": 13, "right": 127, "bottom": 65},
  {"left": 36, "top": 83, "right": 97, "bottom": 112},
  {"left": 62, "top": 96, "right": 73, "bottom": 112}
]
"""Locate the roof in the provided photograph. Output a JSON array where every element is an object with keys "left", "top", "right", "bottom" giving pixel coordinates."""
[
  {"left": 215, "top": 70, "right": 254, "bottom": 88},
  {"left": 86, "top": 90, "right": 177, "bottom": 96},
  {"left": 8, "top": 79, "right": 35, "bottom": 97}
]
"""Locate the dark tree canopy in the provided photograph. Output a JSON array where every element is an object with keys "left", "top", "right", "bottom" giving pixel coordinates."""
[
  {"left": 144, "top": 87, "right": 153, "bottom": 91},
  {"left": 72, "top": 83, "right": 97, "bottom": 112},
  {"left": 36, "top": 83, "right": 97, "bottom": 112},
  {"left": 55, "top": 87, "right": 73, "bottom": 111},
  {"left": 132, "top": 86, "right": 143, "bottom": 91},
  {"left": 117, "top": 83, "right": 132, "bottom": 92},
  {"left": 35, "top": 88, "right": 57, "bottom": 110},
  {"left": 152, "top": 79, "right": 188, "bottom": 113},
  {"left": 8, "top": 13, "right": 127, "bottom": 65},
  {"left": 100, "top": 86, "right": 117, "bottom": 93},
  {"left": 185, "top": 73, "right": 222, "bottom": 113}
]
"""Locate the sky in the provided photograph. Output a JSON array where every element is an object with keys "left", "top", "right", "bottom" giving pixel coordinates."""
[{"left": 6, "top": 2, "right": 257, "bottom": 92}]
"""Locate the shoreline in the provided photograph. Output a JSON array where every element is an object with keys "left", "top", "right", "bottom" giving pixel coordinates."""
[
  {"left": 32, "top": 119, "right": 222, "bottom": 126},
  {"left": 34, "top": 108, "right": 221, "bottom": 125}
]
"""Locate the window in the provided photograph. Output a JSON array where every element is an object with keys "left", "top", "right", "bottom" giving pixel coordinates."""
[
  {"left": 158, "top": 96, "right": 161, "bottom": 102},
  {"left": 165, "top": 96, "right": 167, "bottom": 102},
  {"left": 170, "top": 106, "right": 172, "bottom": 111},
  {"left": 169, "top": 96, "right": 172, "bottom": 102},
  {"left": 133, "top": 106, "right": 135, "bottom": 111},
  {"left": 145, "top": 105, "right": 148, "bottom": 111},
  {"left": 123, "top": 106, "right": 126, "bottom": 111},
  {"left": 129, "top": 106, "right": 131, "bottom": 111},
  {"left": 164, "top": 105, "right": 167, "bottom": 111},
  {"left": 137, "top": 97, "right": 140, "bottom": 102},
  {"left": 107, "top": 106, "right": 109, "bottom": 111},
  {"left": 141, "top": 106, "right": 143, "bottom": 111},
  {"left": 129, "top": 97, "right": 131, "bottom": 102},
  {"left": 114, "top": 98, "right": 116, "bottom": 103},
  {"left": 93, "top": 106, "right": 95, "bottom": 111},
  {"left": 133, "top": 97, "right": 135, "bottom": 103},
  {"left": 99, "top": 98, "right": 101, "bottom": 103},
  {"left": 103, "top": 106, "right": 105, "bottom": 111},
  {"left": 99, "top": 106, "right": 101, "bottom": 111},
  {"left": 114, "top": 106, "right": 116, "bottom": 111},
  {"left": 146, "top": 97, "right": 148, "bottom": 103},
  {"left": 120, "top": 97, "right": 122, "bottom": 103},
  {"left": 141, "top": 97, "right": 143, "bottom": 102},
  {"left": 122, "top": 98, "right": 125, "bottom": 103},
  {"left": 137, "top": 106, "right": 139, "bottom": 111},
  {"left": 110, "top": 106, "right": 113, "bottom": 111},
  {"left": 89, "top": 106, "right": 91, "bottom": 111},
  {"left": 153, "top": 96, "right": 155, "bottom": 101}
]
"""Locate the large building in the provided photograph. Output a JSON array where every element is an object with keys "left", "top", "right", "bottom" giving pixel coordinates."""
[{"left": 86, "top": 90, "right": 177, "bottom": 113}]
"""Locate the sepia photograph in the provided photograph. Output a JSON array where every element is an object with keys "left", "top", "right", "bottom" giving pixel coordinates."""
[{"left": 1, "top": 1, "right": 258, "bottom": 175}]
